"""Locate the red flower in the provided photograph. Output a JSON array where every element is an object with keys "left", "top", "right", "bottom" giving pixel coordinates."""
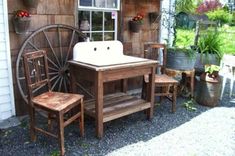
[
  {"left": 14, "top": 10, "right": 31, "bottom": 18},
  {"left": 131, "top": 13, "right": 144, "bottom": 23}
]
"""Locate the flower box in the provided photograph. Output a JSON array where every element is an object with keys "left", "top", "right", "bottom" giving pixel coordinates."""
[
  {"left": 129, "top": 20, "right": 142, "bottom": 33},
  {"left": 129, "top": 13, "right": 144, "bottom": 33}
]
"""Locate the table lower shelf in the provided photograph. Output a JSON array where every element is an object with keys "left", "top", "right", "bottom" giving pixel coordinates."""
[{"left": 84, "top": 92, "right": 151, "bottom": 123}]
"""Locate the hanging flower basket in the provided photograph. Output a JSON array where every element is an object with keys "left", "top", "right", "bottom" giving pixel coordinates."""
[
  {"left": 129, "top": 13, "right": 144, "bottom": 33},
  {"left": 129, "top": 20, "right": 142, "bottom": 33},
  {"left": 22, "top": 0, "right": 39, "bottom": 8},
  {"left": 12, "top": 10, "right": 31, "bottom": 34}
]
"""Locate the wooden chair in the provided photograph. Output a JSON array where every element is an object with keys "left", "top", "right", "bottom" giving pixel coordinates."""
[
  {"left": 143, "top": 43, "right": 178, "bottom": 112},
  {"left": 23, "top": 50, "right": 84, "bottom": 156},
  {"left": 220, "top": 54, "right": 235, "bottom": 99}
]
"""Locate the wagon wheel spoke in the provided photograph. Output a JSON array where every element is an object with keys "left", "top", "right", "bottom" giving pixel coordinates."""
[
  {"left": 16, "top": 24, "right": 87, "bottom": 103},
  {"left": 42, "top": 30, "right": 61, "bottom": 68}
]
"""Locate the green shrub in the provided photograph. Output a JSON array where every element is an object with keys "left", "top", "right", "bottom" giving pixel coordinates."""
[
  {"left": 198, "top": 31, "right": 223, "bottom": 59},
  {"left": 206, "top": 9, "right": 232, "bottom": 25}
]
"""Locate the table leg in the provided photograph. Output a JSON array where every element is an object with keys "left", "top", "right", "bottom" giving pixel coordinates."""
[
  {"left": 95, "top": 72, "right": 104, "bottom": 138},
  {"left": 146, "top": 66, "right": 155, "bottom": 119}
]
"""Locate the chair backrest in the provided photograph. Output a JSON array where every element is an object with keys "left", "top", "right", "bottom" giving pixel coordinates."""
[
  {"left": 220, "top": 54, "right": 235, "bottom": 77},
  {"left": 23, "top": 50, "right": 51, "bottom": 102},
  {"left": 144, "top": 43, "right": 167, "bottom": 74}
]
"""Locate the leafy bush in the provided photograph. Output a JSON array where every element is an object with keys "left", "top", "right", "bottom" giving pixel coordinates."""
[
  {"left": 196, "top": 0, "right": 222, "bottom": 14},
  {"left": 198, "top": 31, "right": 223, "bottom": 59},
  {"left": 207, "top": 9, "right": 232, "bottom": 24},
  {"left": 176, "top": 0, "right": 195, "bottom": 13},
  {"left": 175, "top": 28, "right": 194, "bottom": 47}
]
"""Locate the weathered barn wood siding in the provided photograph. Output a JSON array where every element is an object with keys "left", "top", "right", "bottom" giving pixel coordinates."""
[
  {"left": 7, "top": 0, "right": 161, "bottom": 115},
  {"left": 8, "top": 0, "right": 76, "bottom": 115},
  {"left": 119, "top": 0, "right": 160, "bottom": 90},
  {"left": 0, "top": 0, "right": 15, "bottom": 120}
]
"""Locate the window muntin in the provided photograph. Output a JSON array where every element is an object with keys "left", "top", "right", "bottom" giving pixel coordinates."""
[
  {"left": 79, "top": 0, "right": 120, "bottom": 10},
  {"left": 78, "top": 10, "right": 117, "bottom": 41}
]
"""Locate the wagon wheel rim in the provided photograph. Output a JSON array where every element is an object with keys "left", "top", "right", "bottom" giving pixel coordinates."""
[{"left": 16, "top": 24, "right": 87, "bottom": 103}]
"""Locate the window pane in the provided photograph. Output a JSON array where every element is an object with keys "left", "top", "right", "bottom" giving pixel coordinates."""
[
  {"left": 92, "top": 11, "right": 103, "bottom": 31},
  {"left": 104, "top": 12, "right": 114, "bottom": 31},
  {"left": 78, "top": 11, "right": 90, "bottom": 31},
  {"left": 95, "top": 0, "right": 105, "bottom": 8},
  {"left": 80, "top": 0, "right": 92, "bottom": 6},
  {"left": 104, "top": 32, "right": 114, "bottom": 40},
  {"left": 107, "top": 0, "right": 117, "bottom": 8},
  {"left": 92, "top": 33, "right": 103, "bottom": 41}
]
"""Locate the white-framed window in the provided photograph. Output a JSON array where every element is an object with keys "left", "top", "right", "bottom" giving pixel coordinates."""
[
  {"left": 79, "top": 0, "right": 120, "bottom": 10},
  {"left": 78, "top": 0, "right": 120, "bottom": 41}
]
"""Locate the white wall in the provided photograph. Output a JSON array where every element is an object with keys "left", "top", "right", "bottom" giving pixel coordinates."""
[
  {"left": 0, "top": 0, "right": 15, "bottom": 121},
  {"left": 159, "top": 0, "right": 175, "bottom": 45}
]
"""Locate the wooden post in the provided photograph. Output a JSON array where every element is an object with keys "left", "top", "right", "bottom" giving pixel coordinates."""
[
  {"left": 95, "top": 71, "right": 104, "bottom": 138},
  {"left": 194, "top": 20, "right": 200, "bottom": 46},
  {"left": 146, "top": 65, "right": 156, "bottom": 119}
]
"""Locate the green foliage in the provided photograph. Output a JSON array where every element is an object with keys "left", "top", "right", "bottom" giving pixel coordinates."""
[
  {"left": 182, "top": 99, "right": 197, "bottom": 111},
  {"left": 198, "top": 31, "right": 223, "bottom": 59},
  {"left": 175, "top": 29, "right": 194, "bottom": 47},
  {"left": 176, "top": 27, "right": 235, "bottom": 55},
  {"left": 206, "top": 9, "right": 232, "bottom": 25},
  {"left": 173, "top": 28, "right": 196, "bottom": 58},
  {"left": 50, "top": 150, "right": 60, "bottom": 156},
  {"left": 205, "top": 64, "right": 220, "bottom": 74},
  {"left": 176, "top": 0, "right": 195, "bottom": 13}
]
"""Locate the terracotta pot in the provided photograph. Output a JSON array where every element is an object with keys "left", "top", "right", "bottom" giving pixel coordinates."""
[
  {"left": 129, "top": 21, "right": 142, "bottom": 33},
  {"left": 22, "top": 0, "right": 39, "bottom": 8},
  {"left": 13, "top": 17, "right": 31, "bottom": 34}
]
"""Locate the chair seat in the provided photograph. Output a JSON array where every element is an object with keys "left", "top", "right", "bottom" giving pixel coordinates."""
[
  {"left": 144, "top": 74, "right": 178, "bottom": 84},
  {"left": 32, "top": 91, "right": 84, "bottom": 111}
]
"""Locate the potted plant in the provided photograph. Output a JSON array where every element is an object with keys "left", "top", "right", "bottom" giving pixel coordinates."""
[
  {"left": 194, "top": 31, "right": 223, "bottom": 74},
  {"left": 129, "top": 13, "right": 144, "bottom": 33},
  {"left": 12, "top": 10, "right": 31, "bottom": 34},
  {"left": 166, "top": 33, "right": 197, "bottom": 70},
  {"left": 162, "top": 0, "right": 197, "bottom": 71},
  {"left": 195, "top": 64, "right": 222, "bottom": 107}
]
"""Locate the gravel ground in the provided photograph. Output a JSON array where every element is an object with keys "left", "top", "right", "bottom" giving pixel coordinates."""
[{"left": 0, "top": 82, "right": 234, "bottom": 156}]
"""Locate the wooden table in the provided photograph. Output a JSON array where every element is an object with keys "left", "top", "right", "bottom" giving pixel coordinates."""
[{"left": 69, "top": 60, "right": 157, "bottom": 138}]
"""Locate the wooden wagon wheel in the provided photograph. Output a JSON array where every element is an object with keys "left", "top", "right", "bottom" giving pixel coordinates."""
[{"left": 16, "top": 24, "right": 87, "bottom": 103}]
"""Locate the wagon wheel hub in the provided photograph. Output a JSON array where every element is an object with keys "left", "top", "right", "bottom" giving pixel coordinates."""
[{"left": 59, "top": 67, "right": 69, "bottom": 76}]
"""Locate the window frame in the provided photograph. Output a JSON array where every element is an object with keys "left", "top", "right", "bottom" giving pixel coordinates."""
[
  {"left": 79, "top": 0, "right": 120, "bottom": 11},
  {"left": 78, "top": 1, "right": 119, "bottom": 41}
]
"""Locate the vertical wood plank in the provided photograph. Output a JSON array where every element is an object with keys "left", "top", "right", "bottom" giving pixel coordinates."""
[
  {"left": 121, "top": 79, "right": 128, "bottom": 93},
  {"left": 69, "top": 65, "right": 76, "bottom": 93}
]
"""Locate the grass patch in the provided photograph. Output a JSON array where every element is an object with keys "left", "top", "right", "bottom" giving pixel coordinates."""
[{"left": 176, "top": 26, "right": 235, "bottom": 55}]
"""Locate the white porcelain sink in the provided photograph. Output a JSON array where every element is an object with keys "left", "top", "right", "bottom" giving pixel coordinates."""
[{"left": 73, "top": 40, "right": 147, "bottom": 66}]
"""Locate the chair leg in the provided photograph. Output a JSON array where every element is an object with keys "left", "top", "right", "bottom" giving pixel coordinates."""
[
  {"left": 29, "top": 106, "right": 36, "bottom": 141},
  {"left": 48, "top": 113, "right": 53, "bottom": 131},
  {"left": 58, "top": 112, "right": 65, "bottom": 156},
  {"left": 172, "top": 85, "right": 177, "bottom": 113},
  {"left": 220, "top": 77, "right": 227, "bottom": 99},
  {"left": 229, "top": 78, "right": 234, "bottom": 98},
  {"left": 79, "top": 100, "right": 84, "bottom": 137}
]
